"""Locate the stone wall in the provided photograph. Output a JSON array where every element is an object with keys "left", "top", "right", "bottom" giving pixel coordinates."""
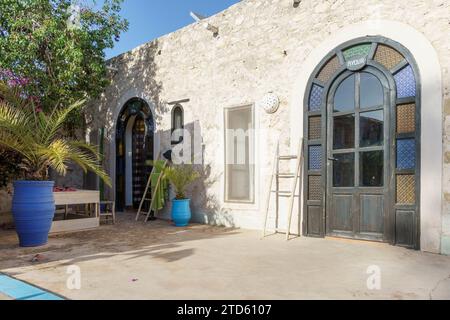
[
  {"left": 87, "top": 0, "right": 450, "bottom": 253},
  {"left": 0, "top": 185, "right": 13, "bottom": 228}
]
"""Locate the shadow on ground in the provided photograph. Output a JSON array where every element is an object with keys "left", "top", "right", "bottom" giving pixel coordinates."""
[{"left": 0, "top": 212, "right": 238, "bottom": 272}]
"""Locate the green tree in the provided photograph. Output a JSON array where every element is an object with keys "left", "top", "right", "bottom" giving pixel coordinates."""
[{"left": 0, "top": 0, "right": 128, "bottom": 129}]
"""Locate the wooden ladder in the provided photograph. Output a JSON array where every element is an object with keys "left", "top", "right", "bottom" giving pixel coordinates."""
[
  {"left": 263, "top": 138, "right": 304, "bottom": 240},
  {"left": 135, "top": 156, "right": 168, "bottom": 223}
]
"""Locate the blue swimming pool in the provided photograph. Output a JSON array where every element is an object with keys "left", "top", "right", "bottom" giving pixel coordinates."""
[{"left": 0, "top": 274, "right": 64, "bottom": 300}]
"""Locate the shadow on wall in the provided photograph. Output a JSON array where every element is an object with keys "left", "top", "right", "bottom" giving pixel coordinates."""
[
  {"left": 83, "top": 39, "right": 170, "bottom": 196},
  {"left": 157, "top": 120, "right": 236, "bottom": 228},
  {"left": 104, "top": 39, "right": 169, "bottom": 123},
  {"left": 84, "top": 39, "right": 236, "bottom": 228}
]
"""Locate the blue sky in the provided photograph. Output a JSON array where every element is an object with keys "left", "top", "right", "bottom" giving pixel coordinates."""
[{"left": 101, "top": 0, "right": 241, "bottom": 59}]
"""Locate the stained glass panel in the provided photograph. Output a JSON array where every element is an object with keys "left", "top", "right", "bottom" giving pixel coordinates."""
[
  {"left": 397, "top": 139, "right": 416, "bottom": 170},
  {"left": 317, "top": 56, "right": 341, "bottom": 83},
  {"left": 395, "top": 65, "right": 416, "bottom": 99},
  {"left": 374, "top": 44, "right": 404, "bottom": 70},
  {"left": 343, "top": 44, "right": 372, "bottom": 61},
  {"left": 397, "top": 103, "right": 416, "bottom": 134},
  {"left": 309, "top": 84, "right": 324, "bottom": 111},
  {"left": 309, "top": 116, "right": 321, "bottom": 140},
  {"left": 397, "top": 175, "right": 415, "bottom": 204},
  {"left": 308, "top": 175, "right": 322, "bottom": 201},
  {"left": 309, "top": 145, "right": 322, "bottom": 170}
]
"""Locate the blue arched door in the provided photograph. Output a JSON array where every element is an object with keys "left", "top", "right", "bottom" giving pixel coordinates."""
[{"left": 116, "top": 99, "right": 154, "bottom": 211}]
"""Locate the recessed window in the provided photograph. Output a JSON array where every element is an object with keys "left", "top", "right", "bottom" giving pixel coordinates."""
[
  {"left": 224, "top": 105, "right": 254, "bottom": 203},
  {"left": 171, "top": 105, "right": 184, "bottom": 144}
]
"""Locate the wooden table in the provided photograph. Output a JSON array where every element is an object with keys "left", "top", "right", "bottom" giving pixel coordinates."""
[{"left": 50, "top": 190, "right": 100, "bottom": 234}]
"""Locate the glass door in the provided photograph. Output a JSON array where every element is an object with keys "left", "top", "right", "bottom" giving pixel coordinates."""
[{"left": 326, "top": 68, "right": 390, "bottom": 240}]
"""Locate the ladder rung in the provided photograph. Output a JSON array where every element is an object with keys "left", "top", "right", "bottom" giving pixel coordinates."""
[
  {"left": 279, "top": 155, "right": 297, "bottom": 160},
  {"left": 272, "top": 191, "right": 293, "bottom": 197},
  {"left": 277, "top": 173, "right": 296, "bottom": 178}
]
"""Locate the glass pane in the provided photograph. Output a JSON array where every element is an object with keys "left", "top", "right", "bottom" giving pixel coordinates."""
[
  {"left": 334, "top": 75, "right": 355, "bottom": 112},
  {"left": 360, "top": 151, "right": 384, "bottom": 187},
  {"left": 308, "top": 175, "right": 322, "bottom": 201},
  {"left": 394, "top": 65, "right": 416, "bottom": 99},
  {"left": 308, "top": 116, "right": 321, "bottom": 140},
  {"left": 397, "top": 175, "right": 415, "bottom": 204},
  {"left": 334, "top": 114, "right": 355, "bottom": 150},
  {"left": 309, "top": 84, "right": 323, "bottom": 111},
  {"left": 360, "top": 73, "right": 384, "bottom": 108},
  {"left": 333, "top": 153, "right": 355, "bottom": 187},
  {"left": 374, "top": 44, "right": 404, "bottom": 70},
  {"left": 343, "top": 44, "right": 372, "bottom": 61},
  {"left": 173, "top": 108, "right": 183, "bottom": 130},
  {"left": 309, "top": 145, "right": 322, "bottom": 170},
  {"left": 397, "top": 103, "right": 415, "bottom": 134},
  {"left": 317, "top": 56, "right": 341, "bottom": 83},
  {"left": 360, "top": 110, "right": 384, "bottom": 148},
  {"left": 397, "top": 139, "right": 416, "bottom": 170},
  {"left": 397, "top": 175, "right": 416, "bottom": 205},
  {"left": 225, "top": 106, "right": 254, "bottom": 202}
]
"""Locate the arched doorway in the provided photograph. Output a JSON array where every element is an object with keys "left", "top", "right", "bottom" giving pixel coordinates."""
[
  {"left": 303, "top": 37, "right": 420, "bottom": 249},
  {"left": 116, "top": 98, "right": 154, "bottom": 212}
]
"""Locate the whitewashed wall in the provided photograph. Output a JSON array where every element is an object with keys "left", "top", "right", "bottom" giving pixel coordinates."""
[{"left": 87, "top": 0, "right": 450, "bottom": 254}]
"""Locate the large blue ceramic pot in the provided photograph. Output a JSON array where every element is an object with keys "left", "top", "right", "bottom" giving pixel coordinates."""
[
  {"left": 171, "top": 199, "right": 191, "bottom": 227},
  {"left": 12, "top": 181, "right": 55, "bottom": 247}
]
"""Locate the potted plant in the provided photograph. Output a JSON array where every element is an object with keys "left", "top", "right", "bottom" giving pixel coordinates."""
[
  {"left": 164, "top": 164, "right": 199, "bottom": 227},
  {"left": 0, "top": 82, "right": 111, "bottom": 247}
]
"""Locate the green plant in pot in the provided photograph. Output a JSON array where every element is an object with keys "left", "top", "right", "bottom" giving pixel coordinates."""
[
  {"left": 0, "top": 82, "right": 111, "bottom": 247},
  {"left": 164, "top": 164, "right": 200, "bottom": 227}
]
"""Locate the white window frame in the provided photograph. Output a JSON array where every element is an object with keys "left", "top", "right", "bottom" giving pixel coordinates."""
[{"left": 223, "top": 104, "right": 255, "bottom": 204}]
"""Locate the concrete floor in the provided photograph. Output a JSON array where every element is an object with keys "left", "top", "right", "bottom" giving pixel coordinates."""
[{"left": 0, "top": 213, "right": 449, "bottom": 300}]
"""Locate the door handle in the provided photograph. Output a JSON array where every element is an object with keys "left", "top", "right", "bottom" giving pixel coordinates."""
[{"left": 328, "top": 157, "right": 338, "bottom": 162}]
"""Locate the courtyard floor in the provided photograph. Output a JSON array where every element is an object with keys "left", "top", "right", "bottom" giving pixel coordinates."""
[{"left": 0, "top": 213, "right": 449, "bottom": 300}]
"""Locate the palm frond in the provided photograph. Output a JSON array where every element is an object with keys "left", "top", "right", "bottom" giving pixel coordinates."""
[
  {"left": 0, "top": 99, "right": 36, "bottom": 142},
  {"left": 0, "top": 130, "right": 33, "bottom": 161},
  {"left": 0, "top": 82, "right": 111, "bottom": 184},
  {"left": 66, "top": 141, "right": 111, "bottom": 187},
  {"left": 37, "top": 139, "right": 71, "bottom": 176},
  {"left": 68, "top": 140, "right": 102, "bottom": 161},
  {"left": 42, "top": 99, "right": 86, "bottom": 143}
]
